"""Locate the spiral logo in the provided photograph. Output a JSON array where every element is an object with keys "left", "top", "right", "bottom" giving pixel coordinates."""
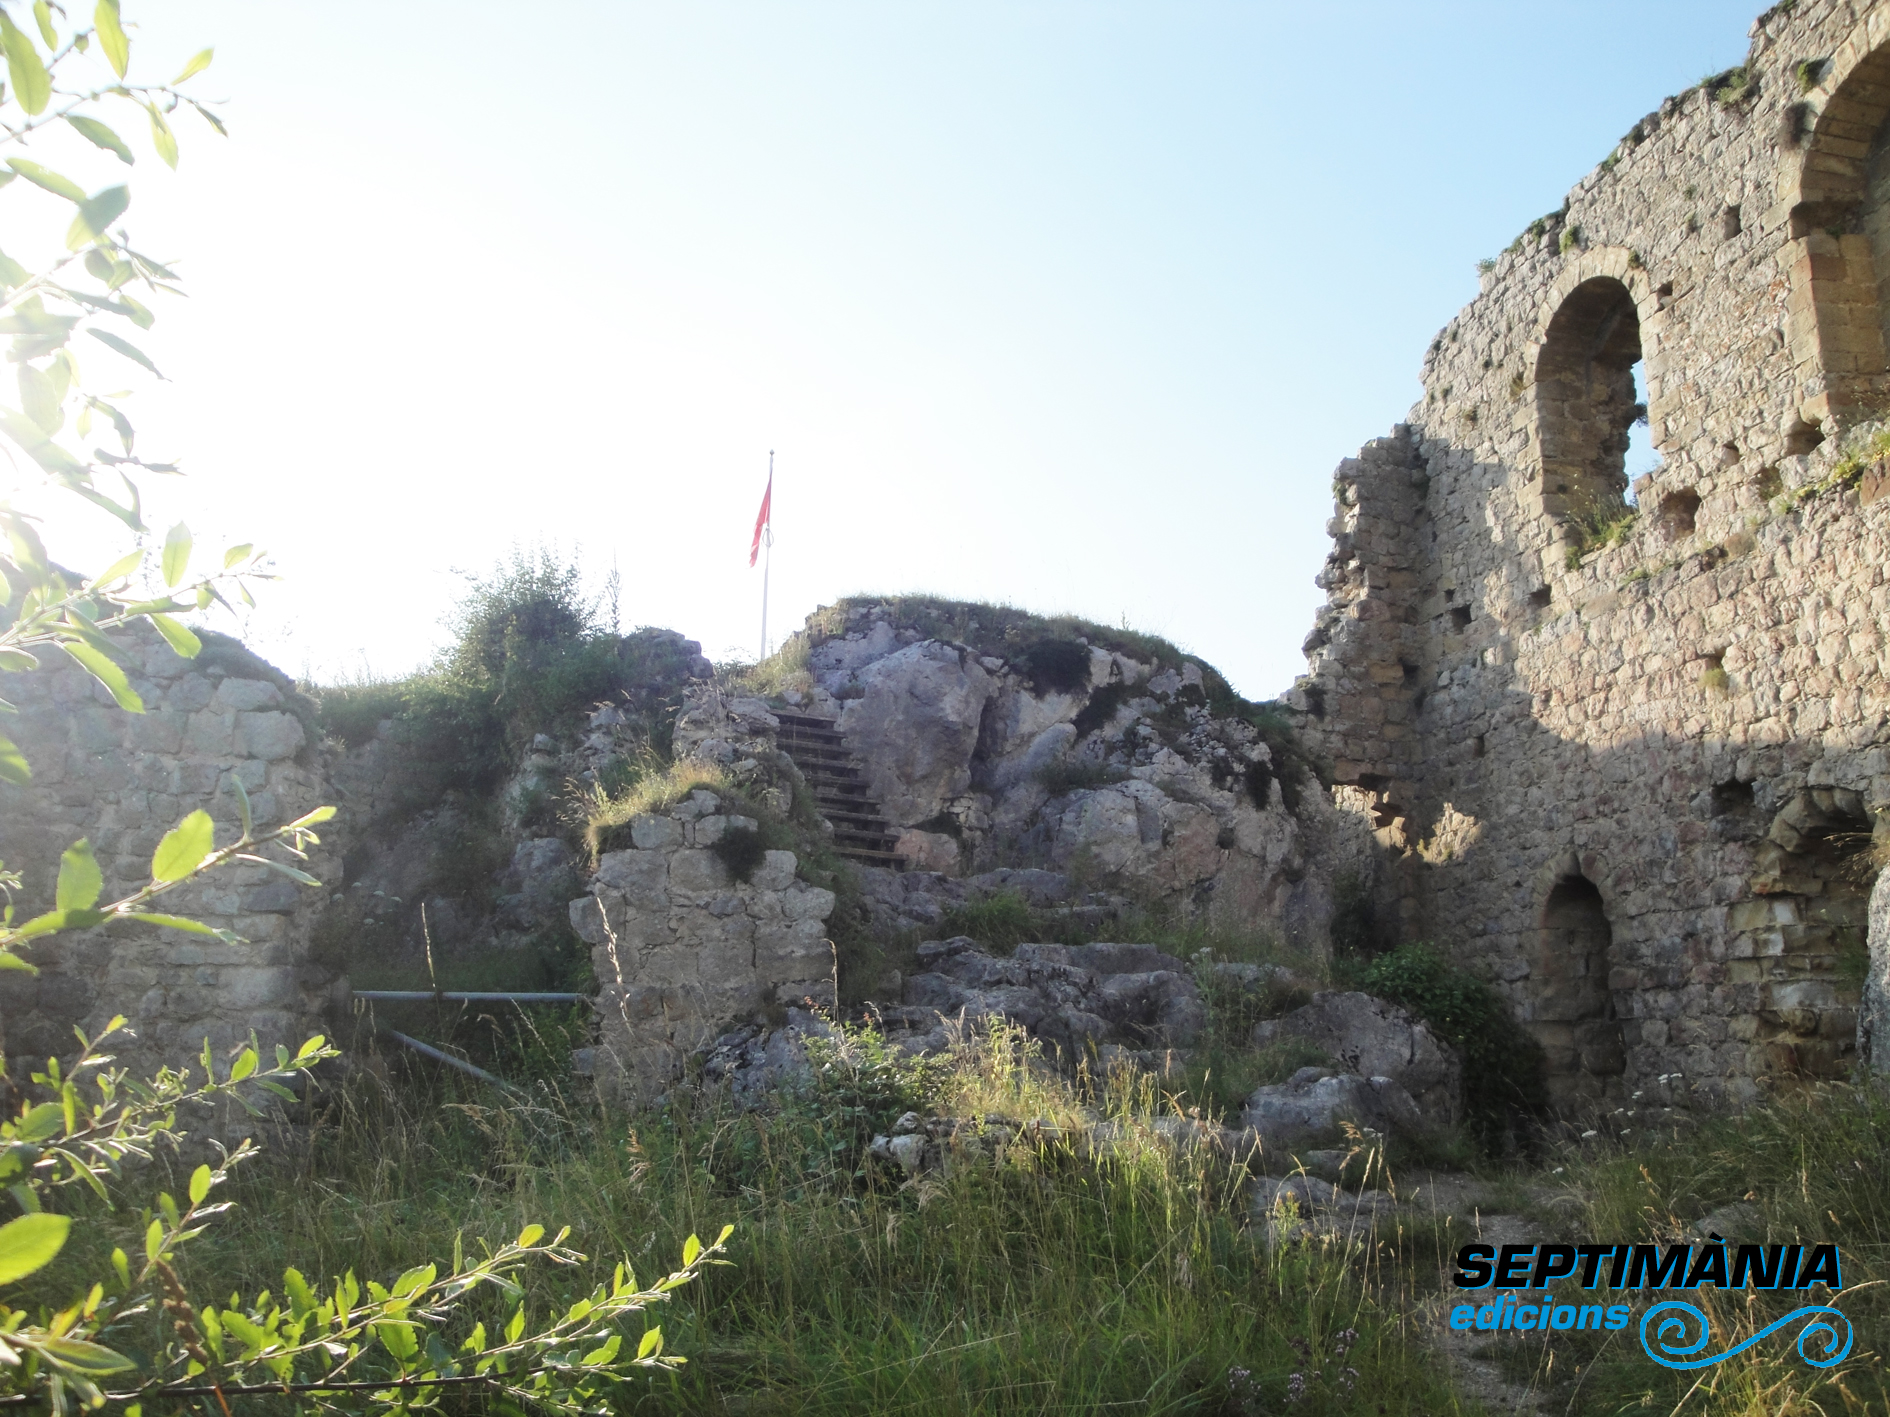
[{"left": 1639, "top": 1300, "right": 1854, "bottom": 1371}]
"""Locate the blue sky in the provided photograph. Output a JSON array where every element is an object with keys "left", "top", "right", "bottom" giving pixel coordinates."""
[{"left": 23, "top": 0, "right": 1762, "bottom": 696}]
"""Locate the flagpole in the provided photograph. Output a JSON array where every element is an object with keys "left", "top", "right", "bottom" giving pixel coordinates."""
[{"left": 760, "top": 451, "right": 773, "bottom": 662}]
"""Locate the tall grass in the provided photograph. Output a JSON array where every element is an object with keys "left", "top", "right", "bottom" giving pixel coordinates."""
[
  {"left": 1508, "top": 1080, "right": 1890, "bottom": 1414},
  {"left": 27, "top": 1022, "right": 1469, "bottom": 1416}
]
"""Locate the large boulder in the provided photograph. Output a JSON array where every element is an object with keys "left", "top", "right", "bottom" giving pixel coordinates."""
[
  {"left": 1861, "top": 866, "right": 1890, "bottom": 1075},
  {"left": 838, "top": 642, "right": 996, "bottom": 826},
  {"left": 894, "top": 937, "right": 1205, "bottom": 1055},
  {"left": 1251, "top": 991, "right": 1461, "bottom": 1126},
  {"left": 1240, "top": 1066, "right": 1429, "bottom": 1148}
]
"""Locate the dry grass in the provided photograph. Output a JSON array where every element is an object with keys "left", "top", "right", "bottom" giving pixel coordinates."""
[{"left": 578, "top": 756, "right": 733, "bottom": 862}]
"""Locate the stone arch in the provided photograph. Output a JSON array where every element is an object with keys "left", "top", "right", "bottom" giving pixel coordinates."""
[
  {"left": 1742, "top": 787, "right": 1877, "bottom": 1078},
  {"left": 1531, "top": 851, "right": 1626, "bottom": 1105},
  {"left": 1783, "top": 14, "right": 1890, "bottom": 421},
  {"left": 1528, "top": 254, "right": 1657, "bottom": 538}
]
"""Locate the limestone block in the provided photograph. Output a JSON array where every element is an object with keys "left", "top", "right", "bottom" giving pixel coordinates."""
[
  {"left": 235, "top": 711, "right": 306, "bottom": 762},
  {"left": 750, "top": 850, "right": 798, "bottom": 892},
  {"left": 213, "top": 678, "right": 283, "bottom": 712},
  {"left": 669, "top": 849, "right": 728, "bottom": 895},
  {"left": 630, "top": 814, "right": 683, "bottom": 850},
  {"left": 839, "top": 641, "right": 996, "bottom": 826},
  {"left": 594, "top": 850, "right": 669, "bottom": 910},
  {"left": 781, "top": 882, "right": 837, "bottom": 923}
]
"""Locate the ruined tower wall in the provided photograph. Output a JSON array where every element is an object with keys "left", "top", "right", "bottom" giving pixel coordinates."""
[
  {"left": 0, "top": 631, "right": 345, "bottom": 1080},
  {"left": 1296, "top": 0, "right": 1890, "bottom": 1106}
]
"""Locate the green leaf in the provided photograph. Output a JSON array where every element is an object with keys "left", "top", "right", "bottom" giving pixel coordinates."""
[
  {"left": 188, "top": 1164, "right": 211, "bottom": 1205},
  {"left": 0, "top": 1212, "right": 69, "bottom": 1284},
  {"left": 391, "top": 1263, "right": 435, "bottom": 1299},
  {"left": 31, "top": 1, "right": 55, "bottom": 47},
  {"left": 682, "top": 1233, "right": 701, "bottom": 1267},
  {"left": 93, "top": 0, "right": 128, "bottom": 78},
  {"left": 124, "top": 913, "right": 229, "bottom": 939},
  {"left": 516, "top": 1224, "right": 545, "bottom": 1249},
  {"left": 55, "top": 840, "right": 103, "bottom": 913},
  {"left": 151, "top": 810, "right": 214, "bottom": 883},
  {"left": 90, "top": 551, "right": 146, "bottom": 589},
  {"left": 580, "top": 1333, "right": 622, "bottom": 1366},
  {"left": 636, "top": 1326, "right": 662, "bottom": 1360},
  {"left": 232, "top": 775, "right": 252, "bottom": 836},
  {"left": 0, "top": 13, "right": 52, "bottom": 116},
  {"left": 88, "top": 328, "right": 163, "bottom": 378},
  {"left": 0, "top": 732, "right": 29, "bottom": 786},
  {"left": 67, "top": 184, "right": 131, "bottom": 249},
  {"left": 228, "top": 1047, "right": 256, "bottom": 1083},
  {"left": 190, "top": 100, "right": 226, "bottom": 136},
  {"left": 146, "top": 613, "right": 201, "bottom": 660},
  {"left": 145, "top": 103, "right": 177, "bottom": 170},
  {"left": 173, "top": 47, "right": 212, "bottom": 83},
  {"left": 286, "top": 806, "right": 337, "bottom": 829},
  {"left": 15, "top": 1102, "right": 62, "bottom": 1142},
  {"left": 17, "top": 363, "right": 60, "bottom": 434},
  {"left": 34, "top": 1336, "right": 135, "bottom": 1376},
  {"left": 504, "top": 1305, "right": 524, "bottom": 1344},
  {"left": 66, "top": 115, "right": 133, "bottom": 165},
  {"left": 5, "top": 158, "right": 84, "bottom": 203},
  {"left": 58, "top": 640, "right": 143, "bottom": 712},
  {"left": 294, "top": 1035, "right": 327, "bottom": 1061},
  {"left": 374, "top": 1320, "right": 418, "bottom": 1361},
  {"left": 0, "top": 246, "right": 29, "bottom": 289},
  {"left": 161, "top": 522, "right": 191, "bottom": 587},
  {"left": 223, "top": 542, "right": 253, "bottom": 569}
]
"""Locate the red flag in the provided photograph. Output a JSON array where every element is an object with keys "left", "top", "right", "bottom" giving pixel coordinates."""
[{"left": 749, "top": 469, "right": 772, "bottom": 567}]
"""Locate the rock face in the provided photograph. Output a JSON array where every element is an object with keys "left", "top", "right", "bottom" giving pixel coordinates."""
[
  {"left": 570, "top": 790, "right": 836, "bottom": 1102},
  {"left": 1252, "top": 992, "right": 1461, "bottom": 1127},
  {"left": 1862, "top": 867, "right": 1890, "bottom": 1076},
  {"left": 1240, "top": 1066, "right": 1429, "bottom": 1150},
  {"left": 878, "top": 937, "right": 1207, "bottom": 1060},
  {"left": 0, "top": 628, "right": 343, "bottom": 1080},
  {"left": 1288, "top": 0, "right": 1890, "bottom": 1104},
  {"left": 691, "top": 599, "right": 1353, "bottom": 949}
]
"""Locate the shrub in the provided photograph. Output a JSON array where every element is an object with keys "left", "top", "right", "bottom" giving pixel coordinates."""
[
  {"left": 1015, "top": 638, "right": 1093, "bottom": 695},
  {"left": 937, "top": 890, "right": 1040, "bottom": 955},
  {"left": 710, "top": 824, "right": 768, "bottom": 883},
  {"left": 1072, "top": 680, "right": 1132, "bottom": 738},
  {"left": 1346, "top": 943, "right": 1548, "bottom": 1148},
  {"left": 1033, "top": 757, "right": 1127, "bottom": 795}
]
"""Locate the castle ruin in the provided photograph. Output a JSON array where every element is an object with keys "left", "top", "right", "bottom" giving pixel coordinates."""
[{"left": 1292, "top": 0, "right": 1890, "bottom": 1107}]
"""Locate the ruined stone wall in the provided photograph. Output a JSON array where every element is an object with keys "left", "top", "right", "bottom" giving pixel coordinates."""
[
  {"left": 569, "top": 791, "right": 836, "bottom": 1102},
  {"left": 1294, "top": 0, "right": 1890, "bottom": 1106},
  {"left": 0, "top": 630, "right": 345, "bottom": 1080}
]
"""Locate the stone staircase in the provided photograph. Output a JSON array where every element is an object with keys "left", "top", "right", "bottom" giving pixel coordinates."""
[{"left": 773, "top": 711, "right": 905, "bottom": 868}]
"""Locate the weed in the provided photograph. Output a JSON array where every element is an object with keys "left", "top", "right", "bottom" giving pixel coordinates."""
[
  {"left": 1702, "top": 65, "right": 1753, "bottom": 105},
  {"left": 1015, "top": 637, "right": 1093, "bottom": 695},
  {"left": 1700, "top": 665, "right": 1731, "bottom": 692},
  {"left": 1559, "top": 225, "right": 1582, "bottom": 254},
  {"left": 936, "top": 890, "right": 1041, "bottom": 955},
  {"left": 1072, "top": 679, "right": 1133, "bottom": 738},
  {"left": 1476, "top": 256, "right": 1496, "bottom": 275},
  {"left": 581, "top": 758, "right": 732, "bottom": 861},
  {"left": 1034, "top": 756, "right": 1127, "bottom": 795}
]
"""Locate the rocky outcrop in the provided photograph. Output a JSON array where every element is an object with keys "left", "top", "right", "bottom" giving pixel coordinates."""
[
  {"left": 1240, "top": 1066, "right": 1430, "bottom": 1149},
  {"left": 570, "top": 790, "right": 836, "bottom": 1102},
  {"left": 1862, "top": 866, "right": 1890, "bottom": 1076},
  {"left": 837, "top": 641, "right": 996, "bottom": 826},
  {"left": 1252, "top": 992, "right": 1461, "bottom": 1127},
  {"left": 888, "top": 937, "right": 1207, "bottom": 1059}
]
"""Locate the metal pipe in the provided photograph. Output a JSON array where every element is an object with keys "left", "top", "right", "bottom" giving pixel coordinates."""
[
  {"left": 383, "top": 1030, "right": 511, "bottom": 1087},
  {"left": 353, "top": 991, "right": 588, "bottom": 1004}
]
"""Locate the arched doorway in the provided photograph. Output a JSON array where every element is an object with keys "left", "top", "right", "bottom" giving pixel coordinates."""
[
  {"left": 1535, "top": 873, "right": 1626, "bottom": 1105},
  {"left": 1534, "top": 277, "right": 1642, "bottom": 536}
]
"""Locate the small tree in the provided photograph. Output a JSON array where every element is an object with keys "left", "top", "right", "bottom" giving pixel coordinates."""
[{"left": 0, "top": 7, "right": 727, "bottom": 1410}]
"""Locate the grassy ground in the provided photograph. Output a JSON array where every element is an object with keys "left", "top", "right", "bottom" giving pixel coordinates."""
[{"left": 28, "top": 1024, "right": 1465, "bottom": 1416}]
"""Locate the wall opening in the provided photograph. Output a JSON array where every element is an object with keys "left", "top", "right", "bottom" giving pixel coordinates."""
[
  {"left": 1535, "top": 278, "right": 1643, "bottom": 531},
  {"left": 1748, "top": 790, "right": 1876, "bottom": 1078},
  {"left": 1656, "top": 488, "right": 1700, "bottom": 541},
  {"left": 1792, "top": 39, "right": 1890, "bottom": 412},
  {"left": 1534, "top": 873, "right": 1626, "bottom": 1104}
]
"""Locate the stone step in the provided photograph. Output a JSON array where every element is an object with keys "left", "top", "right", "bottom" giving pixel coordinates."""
[{"left": 771, "top": 712, "right": 904, "bottom": 871}]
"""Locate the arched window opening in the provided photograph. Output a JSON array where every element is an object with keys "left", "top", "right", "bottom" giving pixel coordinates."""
[
  {"left": 1535, "top": 278, "right": 1643, "bottom": 533},
  {"left": 1792, "top": 40, "right": 1890, "bottom": 414},
  {"left": 1625, "top": 360, "right": 1658, "bottom": 500},
  {"left": 1535, "top": 873, "right": 1626, "bottom": 1105},
  {"left": 1749, "top": 790, "right": 1876, "bottom": 1078}
]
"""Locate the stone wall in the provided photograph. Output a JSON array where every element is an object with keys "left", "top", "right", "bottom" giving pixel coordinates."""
[
  {"left": 1293, "top": 0, "right": 1890, "bottom": 1106},
  {"left": 0, "top": 630, "right": 344, "bottom": 1080},
  {"left": 568, "top": 791, "right": 836, "bottom": 1102}
]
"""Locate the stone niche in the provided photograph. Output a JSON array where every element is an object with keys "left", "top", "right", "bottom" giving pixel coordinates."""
[{"left": 568, "top": 790, "right": 835, "bottom": 1103}]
